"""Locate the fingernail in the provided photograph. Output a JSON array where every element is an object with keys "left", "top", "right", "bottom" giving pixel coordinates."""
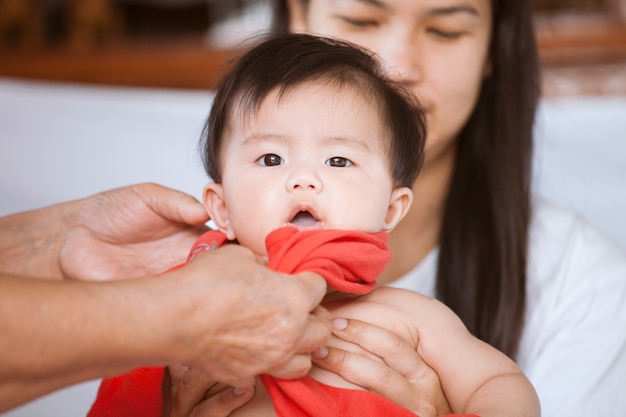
[
  {"left": 233, "top": 387, "right": 246, "bottom": 396},
  {"left": 332, "top": 317, "right": 348, "bottom": 330},
  {"left": 312, "top": 346, "right": 328, "bottom": 359}
]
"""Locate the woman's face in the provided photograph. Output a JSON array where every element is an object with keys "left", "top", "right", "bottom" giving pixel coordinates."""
[{"left": 288, "top": 0, "right": 492, "bottom": 168}]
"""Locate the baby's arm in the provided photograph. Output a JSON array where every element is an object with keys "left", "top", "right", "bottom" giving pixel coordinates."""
[
  {"left": 463, "top": 370, "right": 539, "bottom": 417},
  {"left": 385, "top": 288, "right": 540, "bottom": 417}
]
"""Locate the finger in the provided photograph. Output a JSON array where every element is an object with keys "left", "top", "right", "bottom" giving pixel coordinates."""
[
  {"left": 330, "top": 317, "right": 427, "bottom": 379},
  {"left": 205, "top": 382, "right": 231, "bottom": 398},
  {"left": 312, "top": 345, "right": 411, "bottom": 401},
  {"left": 253, "top": 253, "right": 269, "bottom": 266},
  {"left": 312, "top": 345, "right": 449, "bottom": 415},
  {"left": 314, "top": 320, "right": 451, "bottom": 415},
  {"left": 294, "top": 306, "right": 332, "bottom": 353},
  {"left": 265, "top": 352, "right": 313, "bottom": 380},
  {"left": 262, "top": 307, "right": 331, "bottom": 380},
  {"left": 168, "top": 366, "right": 219, "bottom": 417},
  {"left": 136, "top": 183, "right": 210, "bottom": 226},
  {"left": 205, "top": 375, "right": 256, "bottom": 391},
  {"left": 293, "top": 272, "right": 327, "bottom": 310},
  {"left": 191, "top": 386, "right": 255, "bottom": 417}
]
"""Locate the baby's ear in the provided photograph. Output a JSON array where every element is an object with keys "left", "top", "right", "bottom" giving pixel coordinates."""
[
  {"left": 382, "top": 187, "right": 413, "bottom": 232},
  {"left": 203, "top": 182, "right": 236, "bottom": 240}
]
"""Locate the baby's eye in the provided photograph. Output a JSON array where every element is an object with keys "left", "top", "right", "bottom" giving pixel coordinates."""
[
  {"left": 326, "top": 157, "right": 353, "bottom": 168},
  {"left": 257, "top": 154, "right": 283, "bottom": 166}
]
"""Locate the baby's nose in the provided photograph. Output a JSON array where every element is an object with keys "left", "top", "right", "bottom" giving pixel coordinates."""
[{"left": 286, "top": 170, "right": 322, "bottom": 193}]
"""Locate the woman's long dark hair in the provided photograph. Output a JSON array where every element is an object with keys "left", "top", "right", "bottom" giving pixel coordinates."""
[{"left": 271, "top": 0, "right": 540, "bottom": 359}]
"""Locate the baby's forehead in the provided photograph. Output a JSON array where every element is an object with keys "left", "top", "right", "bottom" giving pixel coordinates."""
[
  {"left": 232, "top": 80, "right": 385, "bottom": 124},
  {"left": 221, "top": 82, "right": 393, "bottom": 163}
]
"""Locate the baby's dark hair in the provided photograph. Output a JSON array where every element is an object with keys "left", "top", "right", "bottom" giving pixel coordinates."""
[{"left": 201, "top": 33, "right": 425, "bottom": 188}]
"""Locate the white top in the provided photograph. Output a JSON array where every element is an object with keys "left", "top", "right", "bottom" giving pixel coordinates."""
[{"left": 388, "top": 196, "right": 626, "bottom": 417}]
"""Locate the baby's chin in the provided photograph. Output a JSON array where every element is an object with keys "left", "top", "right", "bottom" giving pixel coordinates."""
[{"left": 285, "top": 223, "right": 324, "bottom": 232}]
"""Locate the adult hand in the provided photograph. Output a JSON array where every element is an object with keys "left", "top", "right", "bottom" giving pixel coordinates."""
[
  {"left": 60, "top": 183, "right": 210, "bottom": 280},
  {"left": 0, "top": 183, "right": 209, "bottom": 280},
  {"left": 0, "top": 236, "right": 329, "bottom": 412},
  {"left": 162, "top": 249, "right": 332, "bottom": 387},
  {"left": 164, "top": 366, "right": 253, "bottom": 417},
  {"left": 312, "top": 318, "right": 451, "bottom": 417},
  {"left": 160, "top": 260, "right": 332, "bottom": 417}
]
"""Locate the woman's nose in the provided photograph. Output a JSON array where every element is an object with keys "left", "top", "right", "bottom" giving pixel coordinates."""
[
  {"left": 378, "top": 32, "right": 422, "bottom": 85},
  {"left": 286, "top": 169, "right": 323, "bottom": 193}
]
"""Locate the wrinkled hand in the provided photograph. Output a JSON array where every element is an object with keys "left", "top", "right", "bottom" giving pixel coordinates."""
[
  {"left": 312, "top": 318, "right": 451, "bottom": 417},
  {"left": 60, "top": 183, "right": 209, "bottom": 280},
  {"left": 164, "top": 366, "right": 253, "bottom": 417},
  {"left": 162, "top": 248, "right": 332, "bottom": 387}
]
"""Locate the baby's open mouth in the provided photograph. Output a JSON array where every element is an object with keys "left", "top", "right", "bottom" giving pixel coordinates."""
[{"left": 289, "top": 210, "right": 319, "bottom": 227}]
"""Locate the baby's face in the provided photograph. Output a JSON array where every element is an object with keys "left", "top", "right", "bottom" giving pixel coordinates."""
[{"left": 216, "top": 82, "right": 400, "bottom": 255}]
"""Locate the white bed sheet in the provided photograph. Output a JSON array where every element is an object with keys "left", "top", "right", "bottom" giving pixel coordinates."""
[{"left": 1, "top": 77, "right": 625, "bottom": 416}]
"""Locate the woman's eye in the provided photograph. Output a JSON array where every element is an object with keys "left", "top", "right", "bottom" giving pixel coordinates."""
[
  {"left": 257, "top": 154, "right": 283, "bottom": 166},
  {"left": 326, "top": 157, "right": 353, "bottom": 168},
  {"left": 427, "top": 28, "right": 464, "bottom": 40},
  {"left": 339, "top": 16, "right": 379, "bottom": 29}
]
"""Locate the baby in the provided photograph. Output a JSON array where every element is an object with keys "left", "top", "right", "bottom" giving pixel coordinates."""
[{"left": 89, "top": 34, "right": 540, "bottom": 417}]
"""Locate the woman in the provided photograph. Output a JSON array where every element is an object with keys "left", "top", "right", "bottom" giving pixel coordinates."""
[{"left": 175, "top": 0, "right": 626, "bottom": 416}]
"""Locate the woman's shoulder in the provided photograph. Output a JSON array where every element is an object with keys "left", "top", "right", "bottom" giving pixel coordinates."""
[
  {"left": 528, "top": 196, "right": 626, "bottom": 270},
  {"left": 527, "top": 196, "right": 626, "bottom": 294}
]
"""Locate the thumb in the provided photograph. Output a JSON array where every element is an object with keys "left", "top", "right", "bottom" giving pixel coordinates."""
[
  {"left": 137, "top": 183, "right": 210, "bottom": 225},
  {"left": 293, "top": 272, "right": 327, "bottom": 310}
]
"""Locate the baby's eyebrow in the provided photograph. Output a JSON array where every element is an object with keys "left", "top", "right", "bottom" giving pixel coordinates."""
[
  {"left": 241, "top": 133, "right": 289, "bottom": 147},
  {"left": 322, "top": 135, "right": 370, "bottom": 151},
  {"left": 241, "top": 132, "right": 371, "bottom": 151}
]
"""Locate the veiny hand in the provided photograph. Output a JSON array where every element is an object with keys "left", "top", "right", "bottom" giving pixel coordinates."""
[
  {"left": 60, "top": 183, "right": 209, "bottom": 280},
  {"left": 312, "top": 318, "right": 451, "bottom": 417},
  {"left": 161, "top": 247, "right": 332, "bottom": 387},
  {"left": 164, "top": 365, "right": 254, "bottom": 417}
]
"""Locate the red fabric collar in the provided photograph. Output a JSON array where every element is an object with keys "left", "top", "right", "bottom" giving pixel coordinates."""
[{"left": 188, "top": 226, "right": 392, "bottom": 294}]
